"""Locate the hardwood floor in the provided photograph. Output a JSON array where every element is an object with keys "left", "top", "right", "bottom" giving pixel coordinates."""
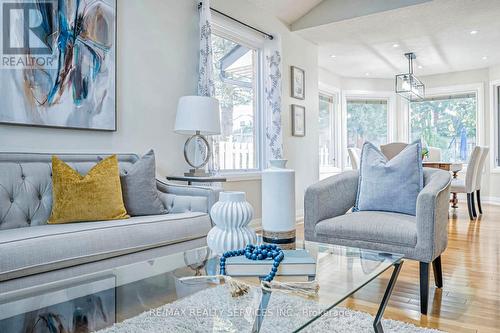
[{"left": 296, "top": 203, "right": 500, "bottom": 333}]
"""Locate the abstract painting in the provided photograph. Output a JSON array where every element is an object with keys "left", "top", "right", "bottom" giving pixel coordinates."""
[{"left": 0, "top": 0, "right": 116, "bottom": 130}]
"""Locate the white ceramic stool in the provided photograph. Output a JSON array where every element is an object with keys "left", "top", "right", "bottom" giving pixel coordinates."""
[{"left": 207, "top": 191, "right": 257, "bottom": 255}]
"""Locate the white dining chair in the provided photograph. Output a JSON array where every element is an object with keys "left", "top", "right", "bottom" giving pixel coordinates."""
[
  {"left": 427, "top": 147, "right": 442, "bottom": 162},
  {"left": 347, "top": 147, "right": 361, "bottom": 170},
  {"left": 474, "top": 147, "right": 489, "bottom": 215},
  {"left": 380, "top": 142, "right": 408, "bottom": 160},
  {"left": 450, "top": 146, "right": 484, "bottom": 219}
]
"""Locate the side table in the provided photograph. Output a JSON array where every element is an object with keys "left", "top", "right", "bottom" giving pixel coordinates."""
[
  {"left": 423, "top": 162, "right": 463, "bottom": 208},
  {"left": 166, "top": 175, "right": 227, "bottom": 186}
]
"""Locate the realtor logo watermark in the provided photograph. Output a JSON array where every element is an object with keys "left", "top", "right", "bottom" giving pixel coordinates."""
[{"left": 1, "top": 0, "right": 56, "bottom": 69}]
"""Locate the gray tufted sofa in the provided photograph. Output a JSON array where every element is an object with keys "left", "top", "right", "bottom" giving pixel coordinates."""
[{"left": 0, "top": 152, "right": 219, "bottom": 293}]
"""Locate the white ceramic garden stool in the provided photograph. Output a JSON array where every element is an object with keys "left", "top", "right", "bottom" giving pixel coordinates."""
[
  {"left": 262, "top": 159, "right": 296, "bottom": 250},
  {"left": 207, "top": 191, "right": 257, "bottom": 255}
]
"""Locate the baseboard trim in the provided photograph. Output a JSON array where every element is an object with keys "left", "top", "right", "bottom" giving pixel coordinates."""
[
  {"left": 482, "top": 196, "right": 500, "bottom": 205},
  {"left": 454, "top": 193, "right": 500, "bottom": 206}
]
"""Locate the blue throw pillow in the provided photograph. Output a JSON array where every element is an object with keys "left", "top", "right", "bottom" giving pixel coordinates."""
[{"left": 354, "top": 140, "right": 423, "bottom": 216}]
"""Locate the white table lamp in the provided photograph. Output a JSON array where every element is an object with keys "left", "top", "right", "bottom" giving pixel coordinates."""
[{"left": 175, "top": 96, "right": 221, "bottom": 176}]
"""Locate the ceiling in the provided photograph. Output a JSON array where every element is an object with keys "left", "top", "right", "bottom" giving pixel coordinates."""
[
  {"left": 293, "top": 0, "right": 500, "bottom": 78},
  {"left": 247, "top": 0, "right": 324, "bottom": 25}
]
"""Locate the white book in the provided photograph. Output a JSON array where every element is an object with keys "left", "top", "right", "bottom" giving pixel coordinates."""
[{"left": 225, "top": 250, "right": 316, "bottom": 276}]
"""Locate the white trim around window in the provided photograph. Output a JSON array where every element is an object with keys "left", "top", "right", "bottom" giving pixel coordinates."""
[
  {"left": 211, "top": 13, "right": 266, "bottom": 179},
  {"left": 212, "top": 12, "right": 266, "bottom": 49},
  {"left": 405, "top": 83, "right": 484, "bottom": 167},
  {"left": 319, "top": 82, "right": 342, "bottom": 174},
  {"left": 490, "top": 80, "right": 500, "bottom": 173},
  {"left": 341, "top": 90, "right": 397, "bottom": 169}
]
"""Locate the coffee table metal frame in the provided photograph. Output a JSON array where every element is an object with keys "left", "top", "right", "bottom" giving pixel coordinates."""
[{"left": 252, "top": 259, "right": 404, "bottom": 333}]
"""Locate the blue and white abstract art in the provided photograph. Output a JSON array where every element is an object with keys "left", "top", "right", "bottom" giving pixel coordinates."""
[{"left": 0, "top": 0, "right": 116, "bottom": 130}]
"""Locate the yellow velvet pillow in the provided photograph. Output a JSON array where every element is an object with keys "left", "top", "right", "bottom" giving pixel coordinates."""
[{"left": 48, "top": 155, "right": 129, "bottom": 224}]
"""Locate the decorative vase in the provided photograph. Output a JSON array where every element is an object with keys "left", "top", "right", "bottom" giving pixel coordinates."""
[
  {"left": 262, "top": 159, "right": 296, "bottom": 249},
  {"left": 207, "top": 191, "right": 257, "bottom": 255}
]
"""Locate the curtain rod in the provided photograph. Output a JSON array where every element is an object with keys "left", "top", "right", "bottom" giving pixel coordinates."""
[{"left": 198, "top": 2, "right": 274, "bottom": 40}]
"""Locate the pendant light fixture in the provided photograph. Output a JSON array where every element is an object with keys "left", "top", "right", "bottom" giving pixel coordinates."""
[{"left": 395, "top": 52, "right": 425, "bottom": 101}]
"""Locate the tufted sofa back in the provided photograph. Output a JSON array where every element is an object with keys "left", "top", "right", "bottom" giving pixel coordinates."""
[{"left": 0, "top": 152, "right": 139, "bottom": 231}]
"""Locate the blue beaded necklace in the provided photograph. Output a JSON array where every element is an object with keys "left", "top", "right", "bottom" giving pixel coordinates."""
[{"left": 219, "top": 244, "right": 284, "bottom": 282}]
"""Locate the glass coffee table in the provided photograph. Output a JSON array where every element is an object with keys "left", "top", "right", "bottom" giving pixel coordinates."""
[{"left": 0, "top": 241, "right": 403, "bottom": 333}]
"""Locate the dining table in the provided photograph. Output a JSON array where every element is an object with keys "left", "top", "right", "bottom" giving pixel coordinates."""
[{"left": 423, "top": 161, "right": 463, "bottom": 208}]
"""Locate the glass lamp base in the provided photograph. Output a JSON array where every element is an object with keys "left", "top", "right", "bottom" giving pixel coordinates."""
[{"left": 184, "top": 169, "right": 210, "bottom": 177}]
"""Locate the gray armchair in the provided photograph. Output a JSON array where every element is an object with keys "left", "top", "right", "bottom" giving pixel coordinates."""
[{"left": 305, "top": 168, "right": 451, "bottom": 315}]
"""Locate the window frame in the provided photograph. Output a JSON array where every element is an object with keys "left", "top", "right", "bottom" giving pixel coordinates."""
[
  {"left": 490, "top": 80, "right": 500, "bottom": 172},
  {"left": 406, "top": 83, "right": 484, "bottom": 167},
  {"left": 318, "top": 83, "right": 341, "bottom": 175},
  {"left": 211, "top": 13, "right": 265, "bottom": 177},
  {"left": 341, "top": 90, "right": 396, "bottom": 169}
]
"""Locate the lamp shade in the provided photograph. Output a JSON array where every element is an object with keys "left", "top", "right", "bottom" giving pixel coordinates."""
[{"left": 175, "top": 96, "right": 221, "bottom": 135}]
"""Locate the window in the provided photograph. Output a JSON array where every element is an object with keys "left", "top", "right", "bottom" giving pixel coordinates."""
[
  {"left": 346, "top": 99, "right": 388, "bottom": 150},
  {"left": 410, "top": 93, "right": 477, "bottom": 163},
  {"left": 497, "top": 85, "right": 500, "bottom": 167},
  {"left": 211, "top": 31, "right": 261, "bottom": 172},
  {"left": 319, "top": 93, "right": 337, "bottom": 171}
]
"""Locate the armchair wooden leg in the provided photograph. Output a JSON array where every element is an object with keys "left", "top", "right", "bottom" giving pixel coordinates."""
[
  {"left": 432, "top": 256, "right": 443, "bottom": 288},
  {"left": 420, "top": 262, "right": 429, "bottom": 315},
  {"left": 467, "top": 193, "right": 475, "bottom": 220},
  {"left": 476, "top": 190, "right": 483, "bottom": 215}
]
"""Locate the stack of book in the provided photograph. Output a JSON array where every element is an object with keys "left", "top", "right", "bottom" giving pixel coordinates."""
[{"left": 224, "top": 249, "right": 316, "bottom": 277}]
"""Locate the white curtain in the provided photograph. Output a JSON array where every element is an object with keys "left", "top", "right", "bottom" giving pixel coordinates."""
[
  {"left": 198, "top": 0, "right": 214, "bottom": 97},
  {"left": 198, "top": 0, "right": 218, "bottom": 174},
  {"left": 264, "top": 36, "right": 284, "bottom": 163}
]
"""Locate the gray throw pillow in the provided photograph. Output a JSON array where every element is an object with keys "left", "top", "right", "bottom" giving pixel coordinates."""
[
  {"left": 120, "top": 150, "right": 167, "bottom": 216},
  {"left": 354, "top": 140, "right": 423, "bottom": 216}
]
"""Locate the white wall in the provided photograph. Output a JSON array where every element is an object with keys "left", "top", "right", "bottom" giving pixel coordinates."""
[
  {"left": 490, "top": 64, "right": 500, "bottom": 78},
  {"left": 487, "top": 66, "right": 500, "bottom": 199},
  {"left": 0, "top": 0, "right": 319, "bottom": 219},
  {"left": 319, "top": 67, "right": 394, "bottom": 91},
  {"left": 319, "top": 67, "right": 342, "bottom": 88},
  {"left": 340, "top": 77, "right": 394, "bottom": 91}
]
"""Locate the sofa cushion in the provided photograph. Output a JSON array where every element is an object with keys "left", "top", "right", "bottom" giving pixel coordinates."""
[
  {"left": 0, "top": 212, "right": 211, "bottom": 281},
  {"left": 315, "top": 211, "right": 417, "bottom": 247},
  {"left": 49, "top": 155, "right": 129, "bottom": 224},
  {"left": 120, "top": 149, "right": 167, "bottom": 216}
]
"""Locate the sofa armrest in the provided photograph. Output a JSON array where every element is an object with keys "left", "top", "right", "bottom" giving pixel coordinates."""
[
  {"left": 304, "top": 171, "right": 359, "bottom": 240},
  {"left": 416, "top": 169, "right": 451, "bottom": 262},
  {"left": 156, "top": 179, "right": 221, "bottom": 214}
]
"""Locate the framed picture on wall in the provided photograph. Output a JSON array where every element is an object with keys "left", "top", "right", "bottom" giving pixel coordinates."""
[
  {"left": 291, "top": 104, "right": 305, "bottom": 137},
  {"left": 291, "top": 66, "right": 305, "bottom": 100},
  {"left": 0, "top": 0, "right": 117, "bottom": 131}
]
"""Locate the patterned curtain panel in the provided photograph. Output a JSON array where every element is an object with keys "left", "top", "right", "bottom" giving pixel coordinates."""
[
  {"left": 198, "top": 0, "right": 215, "bottom": 97},
  {"left": 264, "top": 36, "right": 284, "bottom": 163},
  {"left": 197, "top": 0, "right": 218, "bottom": 174}
]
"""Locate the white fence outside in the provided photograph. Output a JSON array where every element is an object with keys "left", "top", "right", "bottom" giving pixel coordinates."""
[
  {"left": 217, "top": 140, "right": 255, "bottom": 170},
  {"left": 319, "top": 145, "right": 332, "bottom": 167}
]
